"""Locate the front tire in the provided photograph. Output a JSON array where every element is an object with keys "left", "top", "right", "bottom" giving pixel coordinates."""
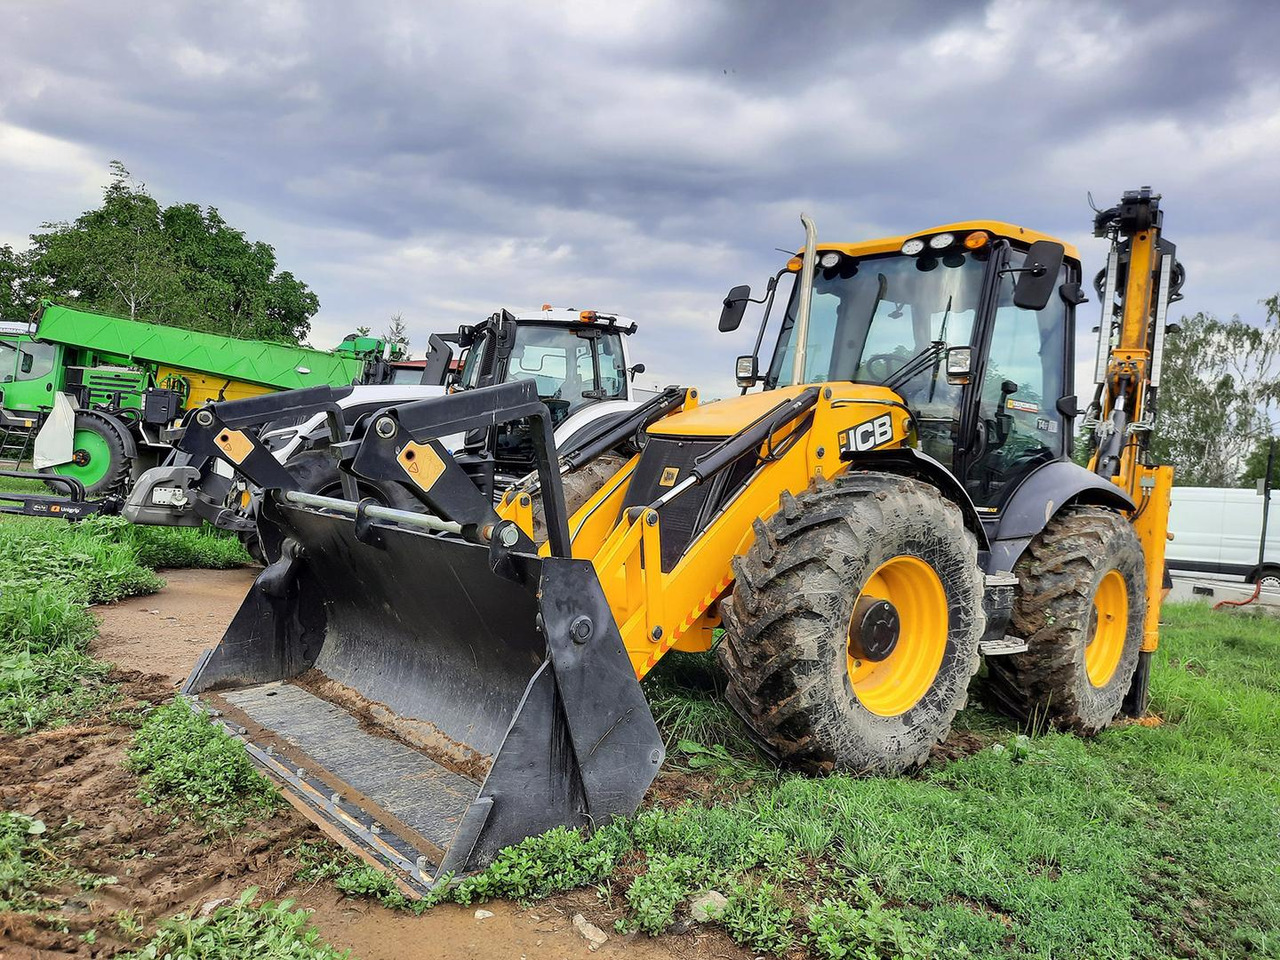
[
  {"left": 284, "top": 449, "right": 423, "bottom": 510},
  {"left": 986, "top": 506, "right": 1146, "bottom": 732},
  {"left": 718, "top": 473, "right": 985, "bottom": 774}
]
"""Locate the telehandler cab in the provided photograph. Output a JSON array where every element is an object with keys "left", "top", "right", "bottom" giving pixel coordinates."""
[{"left": 181, "top": 189, "right": 1177, "bottom": 892}]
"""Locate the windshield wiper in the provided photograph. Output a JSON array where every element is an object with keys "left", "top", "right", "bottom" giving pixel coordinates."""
[{"left": 883, "top": 341, "right": 947, "bottom": 392}]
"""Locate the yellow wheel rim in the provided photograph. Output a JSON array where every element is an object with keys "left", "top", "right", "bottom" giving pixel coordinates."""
[
  {"left": 1086, "top": 569, "right": 1128, "bottom": 687},
  {"left": 846, "top": 556, "right": 948, "bottom": 717}
]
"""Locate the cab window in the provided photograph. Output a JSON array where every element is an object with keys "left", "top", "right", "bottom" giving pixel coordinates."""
[{"left": 15, "top": 341, "right": 57, "bottom": 381}]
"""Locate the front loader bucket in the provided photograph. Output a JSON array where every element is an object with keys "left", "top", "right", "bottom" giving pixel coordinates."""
[{"left": 185, "top": 498, "right": 664, "bottom": 891}]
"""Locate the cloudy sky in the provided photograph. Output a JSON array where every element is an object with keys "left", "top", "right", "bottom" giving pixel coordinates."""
[{"left": 3, "top": 0, "right": 1279, "bottom": 396}]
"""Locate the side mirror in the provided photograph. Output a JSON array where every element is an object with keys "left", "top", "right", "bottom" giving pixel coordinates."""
[
  {"left": 735, "top": 354, "right": 758, "bottom": 387},
  {"left": 945, "top": 346, "right": 972, "bottom": 385},
  {"left": 628, "top": 362, "right": 646, "bottom": 382},
  {"left": 718, "top": 285, "right": 751, "bottom": 332},
  {"left": 1013, "top": 241, "right": 1065, "bottom": 311}
]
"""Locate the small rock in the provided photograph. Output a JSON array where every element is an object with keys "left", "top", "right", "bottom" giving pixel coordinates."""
[
  {"left": 688, "top": 889, "right": 729, "bottom": 922},
  {"left": 199, "top": 897, "right": 232, "bottom": 916},
  {"left": 572, "top": 913, "right": 609, "bottom": 951},
  {"left": 473, "top": 909, "right": 495, "bottom": 920}
]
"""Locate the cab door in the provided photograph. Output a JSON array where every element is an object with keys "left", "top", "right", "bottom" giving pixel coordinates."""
[{"left": 962, "top": 248, "right": 1072, "bottom": 509}]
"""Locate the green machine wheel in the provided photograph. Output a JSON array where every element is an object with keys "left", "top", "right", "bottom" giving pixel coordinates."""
[{"left": 41, "top": 414, "right": 131, "bottom": 497}]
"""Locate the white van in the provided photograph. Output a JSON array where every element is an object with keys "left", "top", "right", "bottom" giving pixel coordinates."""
[{"left": 1166, "top": 486, "right": 1280, "bottom": 585}]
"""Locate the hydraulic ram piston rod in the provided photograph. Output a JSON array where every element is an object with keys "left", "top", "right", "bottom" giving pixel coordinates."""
[{"left": 283, "top": 490, "right": 464, "bottom": 535}]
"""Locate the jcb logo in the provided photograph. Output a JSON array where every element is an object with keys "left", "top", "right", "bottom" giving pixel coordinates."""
[{"left": 840, "top": 413, "right": 894, "bottom": 454}]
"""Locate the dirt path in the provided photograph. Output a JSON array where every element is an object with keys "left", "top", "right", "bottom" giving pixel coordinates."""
[
  {"left": 1, "top": 567, "right": 747, "bottom": 960},
  {"left": 90, "top": 567, "right": 259, "bottom": 684}
]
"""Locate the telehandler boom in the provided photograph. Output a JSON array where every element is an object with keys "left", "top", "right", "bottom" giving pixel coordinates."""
[{"left": 180, "top": 191, "right": 1178, "bottom": 891}]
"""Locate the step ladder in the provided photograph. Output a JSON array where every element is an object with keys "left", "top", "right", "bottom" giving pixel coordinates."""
[{"left": 0, "top": 425, "right": 35, "bottom": 469}]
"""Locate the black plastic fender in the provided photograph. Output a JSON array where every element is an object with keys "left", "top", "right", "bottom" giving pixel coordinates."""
[{"left": 986, "top": 460, "right": 1135, "bottom": 573}]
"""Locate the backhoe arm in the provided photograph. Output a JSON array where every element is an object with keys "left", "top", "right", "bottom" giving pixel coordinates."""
[{"left": 1087, "top": 187, "right": 1181, "bottom": 666}]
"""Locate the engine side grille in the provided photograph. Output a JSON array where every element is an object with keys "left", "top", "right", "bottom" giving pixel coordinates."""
[{"left": 622, "top": 436, "right": 720, "bottom": 572}]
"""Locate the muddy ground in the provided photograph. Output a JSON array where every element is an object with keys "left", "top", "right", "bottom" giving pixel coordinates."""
[{"left": 1, "top": 569, "right": 749, "bottom": 960}]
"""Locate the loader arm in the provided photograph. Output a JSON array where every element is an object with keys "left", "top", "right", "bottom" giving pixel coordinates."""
[{"left": 125, "top": 387, "right": 358, "bottom": 532}]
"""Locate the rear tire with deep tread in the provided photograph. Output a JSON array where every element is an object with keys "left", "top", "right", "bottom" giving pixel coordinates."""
[
  {"left": 717, "top": 472, "right": 985, "bottom": 774},
  {"left": 986, "top": 505, "right": 1146, "bottom": 733}
]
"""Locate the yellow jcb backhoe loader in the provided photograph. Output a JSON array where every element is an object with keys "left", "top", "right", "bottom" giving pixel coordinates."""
[{"left": 177, "top": 188, "right": 1178, "bottom": 892}]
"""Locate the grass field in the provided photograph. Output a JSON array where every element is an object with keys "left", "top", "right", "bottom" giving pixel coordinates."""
[{"left": 1, "top": 501, "right": 1277, "bottom": 958}]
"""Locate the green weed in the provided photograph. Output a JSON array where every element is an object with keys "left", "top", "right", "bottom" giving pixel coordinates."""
[
  {"left": 120, "top": 888, "right": 349, "bottom": 960},
  {"left": 0, "top": 512, "right": 248, "bottom": 733},
  {"left": 127, "top": 701, "right": 279, "bottom": 830},
  {"left": 720, "top": 880, "right": 797, "bottom": 955},
  {"left": 0, "top": 811, "right": 114, "bottom": 912},
  {"left": 624, "top": 853, "right": 701, "bottom": 935},
  {"left": 368, "top": 603, "right": 1280, "bottom": 960}
]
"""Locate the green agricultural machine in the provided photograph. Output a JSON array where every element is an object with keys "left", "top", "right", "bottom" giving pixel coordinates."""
[{"left": 0, "top": 302, "right": 401, "bottom": 512}]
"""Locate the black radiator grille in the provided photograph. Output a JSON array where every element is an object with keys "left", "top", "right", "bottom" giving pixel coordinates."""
[{"left": 623, "top": 436, "right": 759, "bottom": 573}]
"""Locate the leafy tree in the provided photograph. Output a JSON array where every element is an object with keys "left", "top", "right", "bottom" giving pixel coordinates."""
[
  {"left": 1240, "top": 437, "right": 1280, "bottom": 490},
  {"left": 385, "top": 312, "right": 409, "bottom": 354},
  {"left": 354, "top": 325, "right": 372, "bottom": 337},
  {"left": 18, "top": 162, "right": 318, "bottom": 342},
  {"left": 0, "top": 245, "right": 24, "bottom": 320},
  {"left": 1148, "top": 301, "right": 1280, "bottom": 487}
]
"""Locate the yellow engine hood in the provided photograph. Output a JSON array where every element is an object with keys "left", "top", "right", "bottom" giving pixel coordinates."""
[{"left": 650, "top": 383, "right": 903, "bottom": 438}]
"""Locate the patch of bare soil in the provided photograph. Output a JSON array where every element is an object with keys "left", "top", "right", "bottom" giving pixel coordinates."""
[
  {"left": 0, "top": 674, "right": 311, "bottom": 958},
  {"left": 2, "top": 567, "right": 748, "bottom": 960},
  {"left": 929, "top": 727, "right": 992, "bottom": 764},
  {"left": 300, "top": 888, "right": 749, "bottom": 960},
  {"left": 90, "top": 567, "right": 259, "bottom": 684}
]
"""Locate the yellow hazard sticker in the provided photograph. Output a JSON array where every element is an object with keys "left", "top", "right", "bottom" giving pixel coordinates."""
[
  {"left": 659, "top": 466, "right": 679, "bottom": 487},
  {"left": 397, "top": 441, "right": 447, "bottom": 492},
  {"left": 214, "top": 428, "right": 255, "bottom": 465}
]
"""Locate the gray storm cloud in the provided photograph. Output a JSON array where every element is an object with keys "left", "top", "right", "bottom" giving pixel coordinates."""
[{"left": 2, "top": 0, "right": 1279, "bottom": 395}]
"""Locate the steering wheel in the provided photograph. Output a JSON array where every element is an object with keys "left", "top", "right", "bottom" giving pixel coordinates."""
[{"left": 862, "top": 353, "right": 909, "bottom": 382}]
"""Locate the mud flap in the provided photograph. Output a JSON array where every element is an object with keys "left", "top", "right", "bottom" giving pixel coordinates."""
[{"left": 185, "top": 497, "right": 664, "bottom": 889}]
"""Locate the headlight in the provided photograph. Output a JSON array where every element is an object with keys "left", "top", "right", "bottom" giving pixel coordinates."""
[
  {"left": 819, "top": 251, "right": 841, "bottom": 268},
  {"left": 901, "top": 238, "right": 925, "bottom": 256},
  {"left": 929, "top": 233, "right": 955, "bottom": 250}
]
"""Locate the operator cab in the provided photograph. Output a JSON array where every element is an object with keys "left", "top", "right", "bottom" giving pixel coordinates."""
[
  {"left": 429, "top": 306, "right": 640, "bottom": 496},
  {"left": 445, "top": 307, "right": 634, "bottom": 426},
  {"left": 724, "top": 223, "right": 1082, "bottom": 512}
]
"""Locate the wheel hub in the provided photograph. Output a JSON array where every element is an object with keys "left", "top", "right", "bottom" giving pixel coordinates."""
[
  {"left": 71, "top": 449, "right": 91, "bottom": 466},
  {"left": 848, "top": 597, "right": 901, "bottom": 662}
]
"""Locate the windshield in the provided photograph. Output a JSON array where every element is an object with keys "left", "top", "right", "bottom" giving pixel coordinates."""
[
  {"left": 390, "top": 366, "right": 425, "bottom": 385},
  {"left": 506, "top": 324, "right": 626, "bottom": 421},
  {"left": 767, "top": 250, "right": 986, "bottom": 390},
  {"left": 0, "top": 340, "right": 15, "bottom": 380}
]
